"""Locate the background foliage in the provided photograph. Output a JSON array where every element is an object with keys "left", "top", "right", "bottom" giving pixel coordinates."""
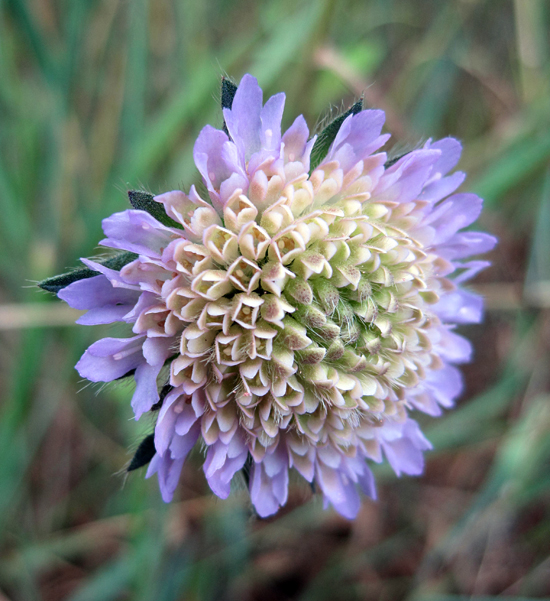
[{"left": 1, "top": 0, "right": 549, "bottom": 599}]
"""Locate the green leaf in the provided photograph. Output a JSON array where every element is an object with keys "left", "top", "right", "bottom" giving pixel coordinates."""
[
  {"left": 127, "top": 434, "right": 155, "bottom": 472},
  {"left": 37, "top": 251, "right": 138, "bottom": 293},
  {"left": 221, "top": 77, "right": 238, "bottom": 110},
  {"left": 221, "top": 77, "right": 238, "bottom": 135},
  {"left": 127, "top": 190, "right": 183, "bottom": 229},
  {"left": 310, "top": 100, "right": 363, "bottom": 171}
]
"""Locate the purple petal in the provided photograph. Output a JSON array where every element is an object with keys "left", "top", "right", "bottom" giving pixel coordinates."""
[
  {"left": 419, "top": 171, "right": 466, "bottom": 203},
  {"left": 250, "top": 459, "right": 288, "bottom": 518},
  {"left": 324, "top": 110, "right": 389, "bottom": 172},
  {"left": 372, "top": 149, "right": 441, "bottom": 204},
  {"left": 121, "top": 257, "right": 175, "bottom": 294},
  {"left": 58, "top": 275, "right": 139, "bottom": 325},
  {"left": 433, "top": 289, "right": 484, "bottom": 324},
  {"left": 315, "top": 461, "right": 347, "bottom": 507},
  {"left": 427, "top": 137, "right": 462, "bottom": 176},
  {"left": 437, "top": 328, "right": 473, "bottom": 364},
  {"left": 437, "top": 231, "right": 497, "bottom": 260},
  {"left": 331, "top": 479, "right": 361, "bottom": 520},
  {"left": 142, "top": 336, "right": 175, "bottom": 366},
  {"left": 260, "top": 92, "right": 285, "bottom": 152},
  {"left": 333, "top": 110, "right": 386, "bottom": 156},
  {"left": 175, "top": 402, "right": 200, "bottom": 436},
  {"left": 381, "top": 419, "right": 431, "bottom": 477},
  {"left": 76, "top": 336, "right": 145, "bottom": 382},
  {"left": 80, "top": 258, "right": 140, "bottom": 291},
  {"left": 204, "top": 437, "right": 247, "bottom": 499},
  {"left": 146, "top": 421, "right": 198, "bottom": 502},
  {"left": 124, "top": 291, "right": 158, "bottom": 323},
  {"left": 282, "top": 115, "right": 310, "bottom": 163},
  {"left": 170, "top": 422, "right": 200, "bottom": 459},
  {"left": 100, "top": 210, "right": 177, "bottom": 258},
  {"left": 357, "top": 464, "right": 377, "bottom": 500},
  {"left": 424, "top": 364, "right": 463, "bottom": 409},
  {"left": 193, "top": 126, "right": 238, "bottom": 208},
  {"left": 132, "top": 362, "right": 162, "bottom": 419},
  {"left": 453, "top": 260, "right": 491, "bottom": 284},
  {"left": 425, "top": 193, "right": 483, "bottom": 246},
  {"left": 271, "top": 465, "right": 289, "bottom": 505},
  {"left": 223, "top": 74, "right": 263, "bottom": 161},
  {"left": 155, "top": 389, "right": 183, "bottom": 456},
  {"left": 146, "top": 453, "right": 184, "bottom": 503}
]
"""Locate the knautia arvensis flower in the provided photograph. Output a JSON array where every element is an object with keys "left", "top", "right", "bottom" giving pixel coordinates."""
[{"left": 41, "top": 74, "right": 496, "bottom": 518}]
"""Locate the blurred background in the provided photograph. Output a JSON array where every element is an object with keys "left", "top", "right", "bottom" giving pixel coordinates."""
[{"left": 1, "top": 0, "right": 549, "bottom": 599}]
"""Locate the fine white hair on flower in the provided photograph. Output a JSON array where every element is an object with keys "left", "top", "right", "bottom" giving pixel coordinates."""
[{"left": 46, "top": 74, "right": 497, "bottom": 520}]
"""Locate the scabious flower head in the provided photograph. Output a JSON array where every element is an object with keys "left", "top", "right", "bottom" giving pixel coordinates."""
[{"left": 47, "top": 74, "right": 496, "bottom": 519}]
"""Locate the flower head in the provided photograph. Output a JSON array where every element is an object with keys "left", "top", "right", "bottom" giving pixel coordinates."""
[{"left": 46, "top": 74, "right": 496, "bottom": 518}]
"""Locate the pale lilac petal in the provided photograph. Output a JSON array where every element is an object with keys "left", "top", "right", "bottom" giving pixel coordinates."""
[
  {"left": 160, "top": 457, "right": 186, "bottom": 502},
  {"left": 145, "top": 453, "right": 162, "bottom": 479},
  {"left": 121, "top": 258, "right": 172, "bottom": 294},
  {"left": 219, "top": 171, "right": 249, "bottom": 205},
  {"left": 76, "top": 336, "right": 145, "bottom": 382}
]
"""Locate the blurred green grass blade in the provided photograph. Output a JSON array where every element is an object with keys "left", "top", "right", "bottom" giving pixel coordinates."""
[
  {"left": 250, "top": 1, "right": 325, "bottom": 87},
  {"left": 473, "top": 130, "right": 550, "bottom": 207},
  {"left": 525, "top": 169, "right": 550, "bottom": 301},
  {"left": 465, "top": 392, "right": 550, "bottom": 514},
  {"left": 417, "top": 597, "right": 545, "bottom": 601},
  {"left": 121, "top": 0, "right": 148, "bottom": 148},
  {"left": 62, "top": 0, "right": 93, "bottom": 103},
  {"left": 410, "top": 58, "right": 458, "bottom": 135},
  {"left": 0, "top": 330, "right": 62, "bottom": 535},
  {"left": 5, "top": 0, "right": 58, "bottom": 84},
  {"left": 67, "top": 557, "right": 136, "bottom": 601},
  {"left": 121, "top": 59, "right": 213, "bottom": 183},
  {"left": 0, "top": 156, "right": 30, "bottom": 254},
  {"left": 426, "top": 371, "right": 524, "bottom": 450}
]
